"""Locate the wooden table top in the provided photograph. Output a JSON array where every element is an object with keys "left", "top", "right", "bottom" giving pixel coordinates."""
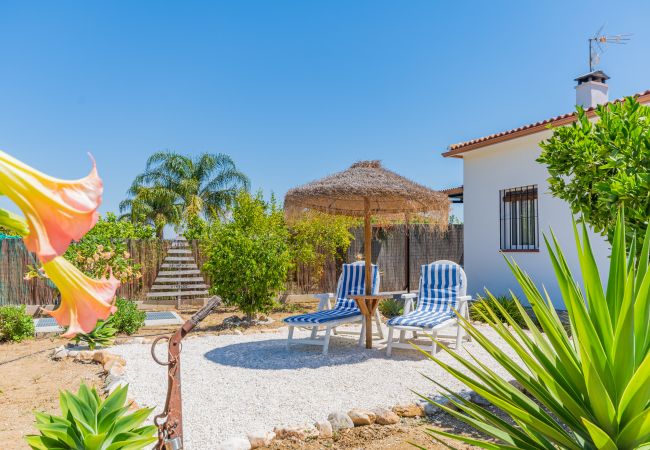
[{"left": 350, "top": 294, "right": 393, "bottom": 300}]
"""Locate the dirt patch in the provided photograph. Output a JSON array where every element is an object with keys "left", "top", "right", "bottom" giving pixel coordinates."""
[{"left": 0, "top": 337, "right": 103, "bottom": 450}]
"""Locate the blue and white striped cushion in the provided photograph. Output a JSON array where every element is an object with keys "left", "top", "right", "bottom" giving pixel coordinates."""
[
  {"left": 387, "top": 263, "right": 462, "bottom": 328},
  {"left": 333, "top": 263, "right": 380, "bottom": 310},
  {"left": 284, "top": 262, "right": 379, "bottom": 325}
]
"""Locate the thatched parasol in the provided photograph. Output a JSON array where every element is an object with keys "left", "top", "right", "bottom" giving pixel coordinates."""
[{"left": 285, "top": 160, "right": 450, "bottom": 294}]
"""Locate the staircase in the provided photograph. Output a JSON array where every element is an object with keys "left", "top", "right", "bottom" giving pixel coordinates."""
[{"left": 146, "top": 237, "right": 210, "bottom": 308}]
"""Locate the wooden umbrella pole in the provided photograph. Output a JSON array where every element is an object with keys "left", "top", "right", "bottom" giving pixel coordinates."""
[{"left": 364, "top": 198, "right": 372, "bottom": 295}]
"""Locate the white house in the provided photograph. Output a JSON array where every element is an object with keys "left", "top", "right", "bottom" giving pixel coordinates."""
[{"left": 443, "top": 73, "right": 650, "bottom": 308}]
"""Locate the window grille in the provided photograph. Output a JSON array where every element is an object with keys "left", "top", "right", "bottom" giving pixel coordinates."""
[{"left": 499, "top": 185, "right": 539, "bottom": 251}]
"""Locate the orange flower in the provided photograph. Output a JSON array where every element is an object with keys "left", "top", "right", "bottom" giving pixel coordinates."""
[
  {"left": 43, "top": 257, "right": 119, "bottom": 338},
  {"left": 0, "top": 151, "right": 102, "bottom": 263}
]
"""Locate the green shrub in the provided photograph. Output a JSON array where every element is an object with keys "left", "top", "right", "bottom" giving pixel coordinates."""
[
  {"left": 418, "top": 212, "right": 650, "bottom": 449},
  {"left": 73, "top": 316, "right": 117, "bottom": 350},
  {"left": 25, "top": 383, "right": 156, "bottom": 450},
  {"left": 470, "top": 294, "right": 529, "bottom": 328},
  {"left": 112, "top": 298, "right": 146, "bottom": 335},
  {"left": 379, "top": 298, "right": 403, "bottom": 318},
  {"left": 0, "top": 305, "right": 34, "bottom": 342},
  {"left": 202, "top": 191, "right": 292, "bottom": 319}
]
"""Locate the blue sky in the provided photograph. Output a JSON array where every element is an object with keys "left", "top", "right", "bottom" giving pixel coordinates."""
[{"left": 1, "top": 1, "right": 649, "bottom": 219}]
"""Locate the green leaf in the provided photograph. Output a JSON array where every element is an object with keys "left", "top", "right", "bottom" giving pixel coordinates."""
[{"left": 582, "top": 418, "right": 617, "bottom": 450}]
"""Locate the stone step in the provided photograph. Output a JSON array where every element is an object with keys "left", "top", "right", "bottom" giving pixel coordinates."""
[
  {"left": 154, "top": 276, "right": 205, "bottom": 282},
  {"left": 147, "top": 290, "right": 209, "bottom": 298},
  {"left": 157, "top": 269, "right": 201, "bottom": 275},
  {"left": 167, "top": 248, "right": 193, "bottom": 254},
  {"left": 150, "top": 284, "right": 208, "bottom": 290},
  {"left": 160, "top": 263, "right": 199, "bottom": 269},
  {"left": 164, "top": 256, "right": 195, "bottom": 262}
]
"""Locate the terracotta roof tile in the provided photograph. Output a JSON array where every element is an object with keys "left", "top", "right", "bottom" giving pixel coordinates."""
[{"left": 443, "top": 90, "right": 650, "bottom": 158}]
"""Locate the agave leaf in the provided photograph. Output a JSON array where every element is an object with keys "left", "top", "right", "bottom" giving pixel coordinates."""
[
  {"left": 611, "top": 267, "right": 636, "bottom": 400},
  {"left": 34, "top": 422, "right": 78, "bottom": 448},
  {"left": 100, "top": 384, "right": 129, "bottom": 419},
  {"left": 617, "top": 409, "right": 650, "bottom": 449},
  {"left": 24, "top": 434, "right": 67, "bottom": 450},
  {"left": 112, "top": 408, "right": 155, "bottom": 436},
  {"left": 618, "top": 350, "right": 650, "bottom": 425},
  {"left": 633, "top": 233, "right": 650, "bottom": 368},
  {"left": 83, "top": 432, "right": 109, "bottom": 450},
  {"left": 582, "top": 418, "right": 618, "bottom": 450},
  {"left": 574, "top": 221, "right": 613, "bottom": 351},
  {"left": 605, "top": 209, "right": 626, "bottom": 327},
  {"left": 106, "top": 433, "right": 158, "bottom": 450},
  {"left": 422, "top": 427, "right": 522, "bottom": 450}
]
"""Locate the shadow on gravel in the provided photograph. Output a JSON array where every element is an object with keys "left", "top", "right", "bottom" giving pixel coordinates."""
[{"left": 203, "top": 336, "right": 430, "bottom": 370}]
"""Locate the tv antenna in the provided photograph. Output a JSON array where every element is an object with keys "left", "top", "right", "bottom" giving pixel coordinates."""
[{"left": 589, "top": 25, "right": 632, "bottom": 71}]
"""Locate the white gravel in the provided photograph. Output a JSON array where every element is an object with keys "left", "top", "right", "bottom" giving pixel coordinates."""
[{"left": 110, "top": 325, "right": 516, "bottom": 449}]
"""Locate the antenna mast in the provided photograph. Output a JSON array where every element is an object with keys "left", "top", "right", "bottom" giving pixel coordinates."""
[{"left": 588, "top": 26, "right": 632, "bottom": 72}]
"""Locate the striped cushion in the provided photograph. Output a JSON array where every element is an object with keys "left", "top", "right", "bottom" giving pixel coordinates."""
[
  {"left": 387, "top": 262, "right": 462, "bottom": 329},
  {"left": 284, "top": 262, "right": 379, "bottom": 325},
  {"left": 333, "top": 263, "right": 380, "bottom": 310},
  {"left": 386, "top": 310, "right": 455, "bottom": 328},
  {"left": 283, "top": 308, "right": 362, "bottom": 325}
]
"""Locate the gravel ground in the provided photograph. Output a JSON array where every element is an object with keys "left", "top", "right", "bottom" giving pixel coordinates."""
[{"left": 111, "top": 324, "right": 516, "bottom": 449}]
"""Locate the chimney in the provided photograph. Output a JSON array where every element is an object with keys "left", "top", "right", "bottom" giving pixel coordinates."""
[{"left": 575, "top": 70, "right": 609, "bottom": 108}]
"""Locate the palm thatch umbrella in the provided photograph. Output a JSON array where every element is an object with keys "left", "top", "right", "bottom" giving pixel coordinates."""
[{"left": 285, "top": 160, "right": 450, "bottom": 294}]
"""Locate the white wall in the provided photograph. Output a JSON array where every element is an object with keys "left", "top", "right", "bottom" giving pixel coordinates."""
[{"left": 462, "top": 132, "right": 610, "bottom": 309}]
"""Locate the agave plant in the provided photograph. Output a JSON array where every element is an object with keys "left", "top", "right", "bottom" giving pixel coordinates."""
[
  {"left": 25, "top": 383, "right": 156, "bottom": 450},
  {"left": 73, "top": 315, "right": 118, "bottom": 350},
  {"left": 417, "top": 212, "right": 650, "bottom": 449}
]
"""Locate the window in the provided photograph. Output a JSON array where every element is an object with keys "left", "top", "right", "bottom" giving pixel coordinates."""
[{"left": 499, "top": 185, "right": 538, "bottom": 251}]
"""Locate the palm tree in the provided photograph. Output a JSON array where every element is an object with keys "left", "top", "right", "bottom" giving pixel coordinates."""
[
  {"left": 119, "top": 186, "right": 181, "bottom": 239},
  {"left": 124, "top": 151, "right": 249, "bottom": 228}
]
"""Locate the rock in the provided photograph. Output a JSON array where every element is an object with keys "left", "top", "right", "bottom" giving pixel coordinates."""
[
  {"left": 314, "top": 421, "right": 333, "bottom": 439},
  {"left": 233, "top": 329, "right": 243, "bottom": 335},
  {"left": 470, "top": 391, "right": 490, "bottom": 406},
  {"left": 215, "top": 437, "right": 251, "bottom": 450},
  {"left": 327, "top": 411, "right": 354, "bottom": 431},
  {"left": 418, "top": 400, "right": 439, "bottom": 416},
  {"left": 347, "top": 409, "right": 374, "bottom": 426},
  {"left": 52, "top": 346, "right": 68, "bottom": 360},
  {"left": 372, "top": 408, "right": 400, "bottom": 425},
  {"left": 247, "top": 430, "right": 275, "bottom": 448},
  {"left": 67, "top": 350, "right": 79, "bottom": 358},
  {"left": 273, "top": 426, "right": 306, "bottom": 440},
  {"left": 92, "top": 350, "right": 114, "bottom": 365},
  {"left": 102, "top": 356, "right": 126, "bottom": 372},
  {"left": 75, "top": 350, "right": 96, "bottom": 363},
  {"left": 108, "top": 363, "right": 126, "bottom": 377},
  {"left": 392, "top": 403, "right": 425, "bottom": 417},
  {"left": 130, "top": 337, "right": 146, "bottom": 344}
]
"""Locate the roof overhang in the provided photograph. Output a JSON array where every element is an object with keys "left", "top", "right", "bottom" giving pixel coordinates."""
[{"left": 443, "top": 90, "right": 650, "bottom": 158}]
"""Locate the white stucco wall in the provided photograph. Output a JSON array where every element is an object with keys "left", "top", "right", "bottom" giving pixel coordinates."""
[{"left": 462, "top": 132, "right": 611, "bottom": 309}]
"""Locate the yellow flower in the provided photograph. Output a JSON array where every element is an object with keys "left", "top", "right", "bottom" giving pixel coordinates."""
[
  {"left": 43, "top": 257, "right": 119, "bottom": 338},
  {"left": 0, "top": 151, "right": 102, "bottom": 263}
]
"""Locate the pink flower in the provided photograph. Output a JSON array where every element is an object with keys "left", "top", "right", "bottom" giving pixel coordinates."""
[
  {"left": 0, "top": 151, "right": 102, "bottom": 263},
  {"left": 43, "top": 257, "right": 119, "bottom": 338}
]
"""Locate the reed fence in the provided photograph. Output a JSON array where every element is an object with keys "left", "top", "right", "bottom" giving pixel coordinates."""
[{"left": 0, "top": 224, "right": 463, "bottom": 306}]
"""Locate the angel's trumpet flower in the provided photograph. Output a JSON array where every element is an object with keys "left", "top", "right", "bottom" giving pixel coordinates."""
[
  {"left": 0, "top": 150, "right": 102, "bottom": 263},
  {"left": 43, "top": 257, "right": 118, "bottom": 338}
]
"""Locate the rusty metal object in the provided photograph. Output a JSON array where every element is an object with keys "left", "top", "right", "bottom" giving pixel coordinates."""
[{"left": 152, "top": 296, "right": 222, "bottom": 450}]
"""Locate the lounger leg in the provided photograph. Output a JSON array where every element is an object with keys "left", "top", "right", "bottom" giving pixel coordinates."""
[
  {"left": 430, "top": 331, "right": 438, "bottom": 355},
  {"left": 323, "top": 327, "right": 332, "bottom": 355},
  {"left": 412, "top": 331, "right": 418, "bottom": 339},
  {"left": 374, "top": 309, "right": 384, "bottom": 339},
  {"left": 332, "top": 327, "right": 338, "bottom": 335},
  {"left": 310, "top": 326, "right": 318, "bottom": 339},
  {"left": 399, "top": 330, "right": 406, "bottom": 344},
  {"left": 386, "top": 327, "right": 394, "bottom": 357},
  {"left": 287, "top": 326, "right": 294, "bottom": 349},
  {"left": 456, "top": 323, "right": 463, "bottom": 349}
]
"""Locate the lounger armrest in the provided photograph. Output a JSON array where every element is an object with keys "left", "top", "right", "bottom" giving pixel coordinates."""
[
  {"left": 458, "top": 295, "right": 472, "bottom": 303},
  {"left": 401, "top": 293, "right": 417, "bottom": 314},
  {"left": 457, "top": 295, "right": 472, "bottom": 316},
  {"left": 314, "top": 293, "right": 335, "bottom": 311}
]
